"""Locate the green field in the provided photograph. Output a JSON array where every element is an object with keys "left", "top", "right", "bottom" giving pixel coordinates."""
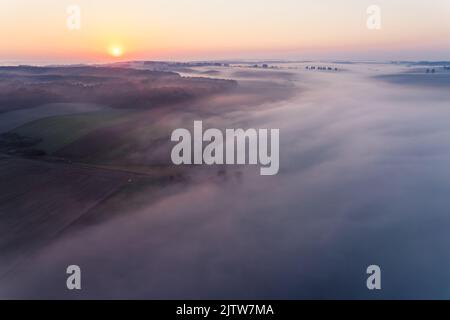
[{"left": 12, "top": 110, "right": 131, "bottom": 154}]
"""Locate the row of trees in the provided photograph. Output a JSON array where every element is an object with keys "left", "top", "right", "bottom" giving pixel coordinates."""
[{"left": 305, "top": 66, "right": 338, "bottom": 71}]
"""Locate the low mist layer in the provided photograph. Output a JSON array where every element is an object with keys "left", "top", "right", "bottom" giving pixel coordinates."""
[{"left": 1, "top": 62, "right": 450, "bottom": 299}]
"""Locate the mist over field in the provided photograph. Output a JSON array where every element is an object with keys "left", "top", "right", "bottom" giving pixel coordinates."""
[{"left": 1, "top": 62, "right": 450, "bottom": 299}]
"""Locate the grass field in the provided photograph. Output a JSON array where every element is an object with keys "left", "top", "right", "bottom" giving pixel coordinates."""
[
  {"left": 11, "top": 110, "right": 131, "bottom": 153},
  {"left": 0, "top": 103, "right": 108, "bottom": 133}
]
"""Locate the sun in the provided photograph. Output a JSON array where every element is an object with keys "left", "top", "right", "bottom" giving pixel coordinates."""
[{"left": 109, "top": 46, "right": 123, "bottom": 58}]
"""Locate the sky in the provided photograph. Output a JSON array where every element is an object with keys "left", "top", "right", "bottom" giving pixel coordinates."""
[{"left": 1, "top": 0, "right": 450, "bottom": 64}]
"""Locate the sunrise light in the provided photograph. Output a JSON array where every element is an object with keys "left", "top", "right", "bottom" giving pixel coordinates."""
[{"left": 109, "top": 46, "right": 124, "bottom": 58}]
